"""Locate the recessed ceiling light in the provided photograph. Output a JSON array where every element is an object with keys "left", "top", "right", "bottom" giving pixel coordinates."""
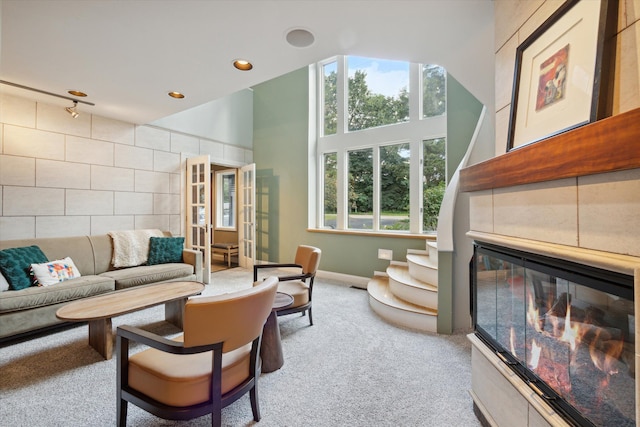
[
  {"left": 285, "top": 28, "right": 315, "bottom": 48},
  {"left": 68, "top": 90, "right": 87, "bottom": 97},
  {"left": 168, "top": 91, "right": 185, "bottom": 99},
  {"left": 233, "top": 59, "right": 253, "bottom": 71}
]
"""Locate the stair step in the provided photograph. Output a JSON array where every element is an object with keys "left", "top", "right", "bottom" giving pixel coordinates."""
[
  {"left": 404, "top": 254, "right": 438, "bottom": 286},
  {"left": 427, "top": 241, "right": 438, "bottom": 263},
  {"left": 367, "top": 276, "right": 437, "bottom": 333},
  {"left": 387, "top": 264, "right": 437, "bottom": 309}
]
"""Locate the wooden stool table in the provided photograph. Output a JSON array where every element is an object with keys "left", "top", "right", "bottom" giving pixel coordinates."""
[
  {"left": 56, "top": 281, "right": 204, "bottom": 360},
  {"left": 211, "top": 243, "right": 239, "bottom": 267},
  {"left": 260, "top": 292, "right": 293, "bottom": 373}
]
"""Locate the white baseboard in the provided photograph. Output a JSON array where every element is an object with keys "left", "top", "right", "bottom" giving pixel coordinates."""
[{"left": 316, "top": 269, "right": 369, "bottom": 288}]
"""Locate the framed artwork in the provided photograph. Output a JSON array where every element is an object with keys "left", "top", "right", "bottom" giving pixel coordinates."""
[{"left": 507, "top": 0, "right": 616, "bottom": 151}]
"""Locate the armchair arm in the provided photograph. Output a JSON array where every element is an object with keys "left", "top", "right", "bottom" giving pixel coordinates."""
[
  {"left": 253, "top": 263, "right": 302, "bottom": 281},
  {"left": 116, "top": 325, "right": 217, "bottom": 355},
  {"left": 277, "top": 272, "right": 313, "bottom": 282},
  {"left": 182, "top": 248, "right": 203, "bottom": 282}
]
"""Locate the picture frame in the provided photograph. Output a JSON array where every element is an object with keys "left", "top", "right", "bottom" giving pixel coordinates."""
[{"left": 507, "top": 0, "right": 617, "bottom": 151}]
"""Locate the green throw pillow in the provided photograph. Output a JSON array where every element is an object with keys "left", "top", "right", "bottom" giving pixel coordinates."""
[
  {"left": 0, "top": 245, "right": 48, "bottom": 290},
  {"left": 147, "top": 237, "right": 185, "bottom": 265}
]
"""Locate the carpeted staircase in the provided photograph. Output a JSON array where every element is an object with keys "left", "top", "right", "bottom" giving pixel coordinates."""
[{"left": 367, "top": 240, "right": 438, "bottom": 332}]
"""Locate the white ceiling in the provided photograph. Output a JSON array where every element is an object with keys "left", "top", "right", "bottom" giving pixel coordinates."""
[{"left": 1, "top": 0, "right": 494, "bottom": 125}]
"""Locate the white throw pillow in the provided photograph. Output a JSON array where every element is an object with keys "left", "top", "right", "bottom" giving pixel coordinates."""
[
  {"left": 30, "top": 257, "right": 81, "bottom": 286},
  {"left": 0, "top": 273, "right": 9, "bottom": 292}
]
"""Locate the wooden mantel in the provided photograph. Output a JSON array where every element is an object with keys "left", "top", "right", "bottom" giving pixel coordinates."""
[{"left": 459, "top": 107, "right": 640, "bottom": 192}]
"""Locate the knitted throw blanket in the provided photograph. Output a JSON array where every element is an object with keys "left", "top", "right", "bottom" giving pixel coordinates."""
[{"left": 108, "top": 229, "right": 164, "bottom": 268}]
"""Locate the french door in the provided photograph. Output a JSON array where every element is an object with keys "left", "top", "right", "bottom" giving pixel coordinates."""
[
  {"left": 185, "top": 155, "right": 211, "bottom": 283},
  {"left": 238, "top": 163, "right": 256, "bottom": 269}
]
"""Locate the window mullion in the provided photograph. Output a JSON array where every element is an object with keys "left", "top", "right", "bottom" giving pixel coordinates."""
[
  {"left": 410, "top": 139, "right": 422, "bottom": 233},
  {"left": 373, "top": 146, "right": 380, "bottom": 231},
  {"left": 336, "top": 150, "right": 346, "bottom": 230},
  {"left": 336, "top": 56, "right": 346, "bottom": 135}
]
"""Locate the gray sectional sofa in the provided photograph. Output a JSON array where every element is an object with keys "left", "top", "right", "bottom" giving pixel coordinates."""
[{"left": 0, "top": 232, "right": 202, "bottom": 341}]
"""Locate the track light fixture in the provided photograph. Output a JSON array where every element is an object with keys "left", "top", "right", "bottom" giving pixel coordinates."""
[{"left": 66, "top": 101, "right": 79, "bottom": 118}]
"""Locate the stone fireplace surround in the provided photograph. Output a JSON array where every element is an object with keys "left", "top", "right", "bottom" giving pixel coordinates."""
[{"left": 460, "top": 107, "right": 640, "bottom": 427}]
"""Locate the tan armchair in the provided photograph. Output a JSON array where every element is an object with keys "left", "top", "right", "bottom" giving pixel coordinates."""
[
  {"left": 116, "top": 276, "right": 278, "bottom": 427},
  {"left": 253, "top": 245, "right": 321, "bottom": 326}
]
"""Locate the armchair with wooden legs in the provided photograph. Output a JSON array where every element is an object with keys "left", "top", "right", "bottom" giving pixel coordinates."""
[
  {"left": 253, "top": 245, "right": 321, "bottom": 326},
  {"left": 116, "top": 276, "right": 278, "bottom": 427}
]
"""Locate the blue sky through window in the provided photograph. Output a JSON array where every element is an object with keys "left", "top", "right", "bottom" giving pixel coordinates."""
[{"left": 347, "top": 56, "right": 409, "bottom": 98}]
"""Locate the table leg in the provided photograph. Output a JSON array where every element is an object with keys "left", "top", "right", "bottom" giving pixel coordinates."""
[
  {"left": 260, "top": 310, "right": 284, "bottom": 373},
  {"left": 88, "top": 318, "right": 113, "bottom": 360},
  {"left": 165, "top": 298, "right": 187, "bottom": 328}
]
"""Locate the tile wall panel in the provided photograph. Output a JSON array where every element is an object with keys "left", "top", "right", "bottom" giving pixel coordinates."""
[
  {"left": 0, "top": 216, "right": 35, "bottom": 240},
  {"left": 170, "top": 133, "right": 199, "bottom": 155},
  {"left": 0, "top": 155, "right": 35, "bottom": 186},
  {"left": 134, "top": 170, "right": 170, "bottom": 193},
  {"left": 4, "top": 125, "right": 65, "bottom": 160},
  {"left": 3, "top": 186, "right": 65, "bottom": 216},
  {"left": 36, "top": 159, "right": 90, "bottom": 189},
  {"left": 135, "top": 214, "right": 169, "bottom": 231},
  {"left": 223, "top": 145, "right": 246, "bottom": 164},
  {"left": 0, "top": 94, "right": 36, "bottom": 128},
  {"left": 90, "top": 215, "right": 135, "bottom": 235},
  {"left": 169, "top": 173, "right": 181, "bottom": 194},
  {"left": 36, "top": 103, "right": 91, "bottom": 138},
  {"left": 495, "top": 34, "right": 519, "bottom": 112},
  {"left": 66, "top": 135, "right": 114, "bottom": 166},
  {"left": 66, "top": 189, "right": 114, "bottom": 215},
  {"left": 493, "top": 179, "right": 578, "bottom": 246},
  {"left": 169, "top": 214, "right": 181, "bottom": 236},
  {"left": 91, "top": 165, "right": 134, "bottom": 191},
  {"left": 115, "top": 192, "right": 153, "bottom": 215},
  {"left": 36, "top": 216, "right": 90, "bottom": 238},
  {"left": 153, "top": 194, "right": 180, "bottom": 215},
  {"left": 200, "top": 139, "right": 224, "bottom": 159},
  {"left": 92, "top": 116, "right": 135, "bottom": 145},
  {"left": 578, "top": 169, "right": 640, "bottom": 257},
  {"left": 469, "top": 190, "right": 494, "bottom": 233},
  {"left": 114, "top": 144, "right": 153, "bottom": 170},
  {"left": 135, "top": 126, "right": 170, "bottom": 151},
  {"left": 614, "top": 22, "right": 640, "bottom": 114},
  {"left": 154, "top": 150, "right": 181, "bottom": 173}
]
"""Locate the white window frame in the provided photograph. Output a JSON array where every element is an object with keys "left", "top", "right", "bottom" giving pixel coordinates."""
[{"left": 215, "top": 169, "right": 237, "bottom": 231}]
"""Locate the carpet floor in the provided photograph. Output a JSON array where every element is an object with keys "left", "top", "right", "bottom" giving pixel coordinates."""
[{"left": 0, "top": 268, "right": 480, "bottom": 426}]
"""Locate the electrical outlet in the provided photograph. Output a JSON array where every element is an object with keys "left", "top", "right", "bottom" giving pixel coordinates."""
[{"left": 378, "top": 249, "right": 393, "bottom": 260}]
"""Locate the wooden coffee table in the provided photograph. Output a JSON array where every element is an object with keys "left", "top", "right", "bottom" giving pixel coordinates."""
[{"left": 56, "top": 281, "right": 205, "bottom": 360}]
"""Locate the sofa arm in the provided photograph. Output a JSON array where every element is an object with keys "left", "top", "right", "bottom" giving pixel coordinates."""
[{"left": 182, "top": 249, "right": 203, "bottom": 282}]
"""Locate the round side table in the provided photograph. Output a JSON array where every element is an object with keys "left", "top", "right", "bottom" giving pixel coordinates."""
[{"left": 260, "top": 292, "right": 294, "bottom": 373}]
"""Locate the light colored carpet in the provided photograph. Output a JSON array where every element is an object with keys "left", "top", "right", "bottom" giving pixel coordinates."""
[{"left": 0, "top": 268, "right": 480, "bottom": 426}]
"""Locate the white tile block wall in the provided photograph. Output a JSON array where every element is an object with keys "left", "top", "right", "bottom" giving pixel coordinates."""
[
  {"left": 4, "top": 125, "right": 65, "bottom": 160},
  {"left": 135, "top": 126, "right": 170, "bottom": 151},
  {"left": 36, "top": 103, "right": 91, "bottom": 138},
  {"left": 0, "top": 187, "right": 2, "bottom": 216},
  {"left": 36, "top": 216, "right": 91, "bottom": 238},
  {"left": 114, "top": 144, "right": 153, "bottom": 170},
  {"left": 92, "top": 165, "right": 134, "bottom": 191},
  {"left": 0, "top": 216, "right": 35, "bottom": 240},
  {"left": 200, "top": 139, "right": 224, "bottom": 158},
  {"left": 169, "top": 214, "right": 181, "bottom": 236},
  {"left": 154, "top": 194, "right": 180, "bottom": 215},
  {"left": 169, "top": 173, "right": 181, "bottom": 194},
  {"left": 36, "top": 159, "right": 90, "bottom": 189},
  {"left": 135, "top": 170, "right": 170, "bottom": 193},
  {"left": 578, "top": 169, "right": 640, "bottom": 257},
  {"left": 469, "top": 190, "right": 493, "bottom": 233},
  {"left": 66, "top": 135, "right": 114, "bottom": 166},
  {"left": 115, "top": 192, "right": 153, "bottom": 215},
  {"left": 171, "top": 133, "right": 199, "bottom": 155},
  {"left": 3, "top": 186, "right": 65, "bottom": 216},
  {"left": 154, "top": 150, "right": 181, "bottom": 173},
  {"left": 90, "top": 215, "right": 135, "bottom": 235},
  {"left": 92, "top": 116, "right": 134, "bottom": 145},
  {"left": 135, "top": 214, "right": 169, "bottom": 231},
  {"left": 1, "top": 94, "right": 36, "bottom": 128},
  {"left": 66, "top": 189, "right": 114, "bottom": 215},
  {"left": 0, "top": 155, "right": 35, "bottom": 186},
  {"left": 493, "top": 178, "right": 578, "bottom": 246},
  {"left": 223, "top": 145, "right": 245, "bottom": 164}
]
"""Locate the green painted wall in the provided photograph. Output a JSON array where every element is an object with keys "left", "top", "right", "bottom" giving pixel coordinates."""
[{"left": 253, "top": 67, "right": 484, "bottom": 283}]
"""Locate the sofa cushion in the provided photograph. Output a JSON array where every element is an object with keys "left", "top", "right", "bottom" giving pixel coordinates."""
[
  {"left": 100, "top": 264, "right": 194, "bottom": 290},
  {"left": 147, "top": 237, "right": 185, "bottom": 265},
  {"left": 30, "top": 257, "right": 82, "bottom": 287},
  {"left": 0, "top": 246, "right": 49, "bottom": 290},
  {"left": 0, "top": 273, "right": 9, "bottom": 292},
  {"left": 0, "top": 275, "right": 115, "bottom": 314}
]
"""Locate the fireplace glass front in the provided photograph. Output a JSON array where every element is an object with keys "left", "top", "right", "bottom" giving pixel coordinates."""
[{"left": 473, "top": 242, "right": 635, "bottom": 427}]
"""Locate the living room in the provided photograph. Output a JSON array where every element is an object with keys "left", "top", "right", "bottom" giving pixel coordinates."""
[{"left": 2, "top": 1, "right": 640, "bottom": 426}]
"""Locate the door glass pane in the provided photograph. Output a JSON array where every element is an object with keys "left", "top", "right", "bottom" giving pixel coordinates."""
[
  {"left": 198, "top": 164, "right": 205, "bottom": 183},
  {"left": 348, "top": 148, "right": 373, "bottom": 229},
  {"left": 191, "top": 164, "right": 197, "bottom": 182},
  {"left": 347, "top": 56, "right": 409, "bottom": 131},
  {"left": 198, "top": 184, "right": 205, "bottom": 204},
  {"left": 380, "top": 143, "right": 410, "bottom": 230},
  {"left": 423, "top": 137, "right": 446, "bottom": 233},
  {"left": 323, "top": 152, "right": 337, "bottom": 228}
]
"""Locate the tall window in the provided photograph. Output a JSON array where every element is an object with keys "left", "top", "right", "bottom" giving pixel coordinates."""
[
  {"left": 317, "top": 56, "right": 447, "bottom": 234},
  {"left": 215, "top": 170, "right": 236, "bottom": 230}
]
